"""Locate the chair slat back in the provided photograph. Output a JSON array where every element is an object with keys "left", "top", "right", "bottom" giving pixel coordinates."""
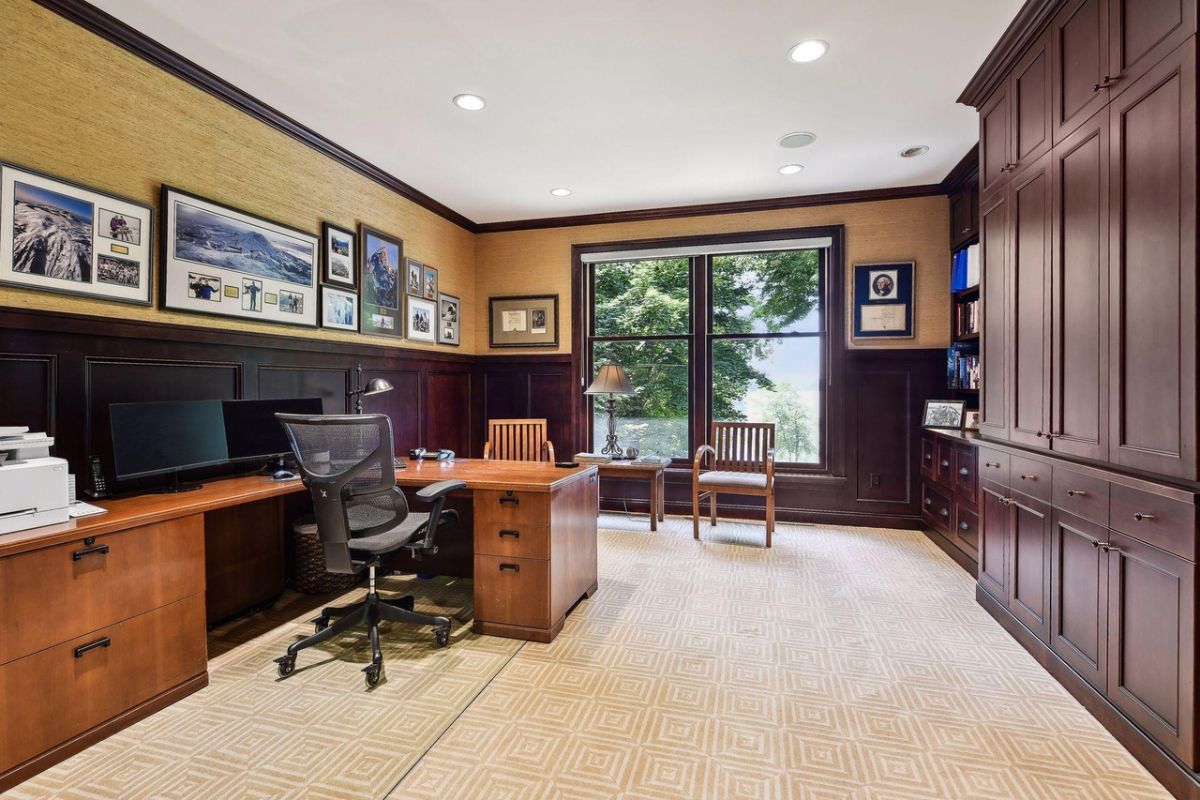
[
  {"left": 487, "top": 418, "right": 551, "bottom": 462},
  {"left": 711, "top": 421, "right": 775, "bottom": 473}
]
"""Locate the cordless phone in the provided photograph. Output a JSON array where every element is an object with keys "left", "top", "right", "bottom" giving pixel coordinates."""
[{"left": 82, "top": 455, "right": 110, "bottom": 499}]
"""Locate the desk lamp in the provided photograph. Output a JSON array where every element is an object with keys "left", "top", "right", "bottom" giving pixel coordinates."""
[
  {"left": 348, "top": 364, "right": 393, "bottom": 414},
  {"left": 585, "top": 364, "right": 634, "bottom": 458}
]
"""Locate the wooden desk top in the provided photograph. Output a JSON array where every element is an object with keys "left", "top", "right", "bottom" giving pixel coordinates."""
[{"left": 0, "top": 459, "right": 596, "bottom": 559}]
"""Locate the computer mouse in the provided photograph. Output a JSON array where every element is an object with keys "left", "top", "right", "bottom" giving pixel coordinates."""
[{"left": 272, "top": 469, "right": 296, "bottom": 480}]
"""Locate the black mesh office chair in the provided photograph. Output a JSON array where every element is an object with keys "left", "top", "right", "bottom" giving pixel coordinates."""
[{"left": 273, "top": 413, "right": 464, "bottom": 687}]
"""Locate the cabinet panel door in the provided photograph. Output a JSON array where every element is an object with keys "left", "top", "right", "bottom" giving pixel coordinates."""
[
  {"left": 1012, "top": 33, "right": 1053, "bottom": 172},
  {"left": 1008, "top": 493, "right": 1053, "bottom": 642},
  {"left": 1107, "top": 531, "right": 1196, "bottom": 767},
  {"left": 979, "top": 89, "right": 1011, "bottom": 199},
  {"left": 1050, "top": 510, "right": 1109, "bottom": 691},
  {"left": 1109, "top": 43, "right": 1197, "bottom": 479},
  {"left": 979, "top": 192, "right": 1009, "bottom": 438},
  {"left": 1051, "top": 107, "right": 1109, "bottom": 460},
  {"left": 1009, "top": 156, "right": 1052, "bottom": 448},
  {"left": 979, "top": 484, "right": 1010, "bottom": 600},
  {"left": 1110, "top": 0, "right": 1195, "bottom": 93},
  {"left": 1052, "top": 0, "right": 1110, "bottom": 143}
]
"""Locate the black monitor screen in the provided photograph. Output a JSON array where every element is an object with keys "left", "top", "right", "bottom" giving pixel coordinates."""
[
  {"left": 222, "top": 397, "right": 324, "bottom": 462},
  {"left": 110, "top": 399, "right": 230, "bottom": 479}
]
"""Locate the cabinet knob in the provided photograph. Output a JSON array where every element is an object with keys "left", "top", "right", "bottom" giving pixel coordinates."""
[
  {"left": 1133, "top": 512, "right": 1155, "bottom": 522},
  {"left": 959, "top": 521, "right": 970, "bottom": 531},
  {"left": 959, "top": 467, "right": 970, "bottom": 476},
  {"left": 940, "top": 460, "right": 950, "bottom": 467},
  {"left": 1066, "top": 489, "right": 1087, "bottom": 497},
  {"left": 939, "top": 508, "right": 949, "bottom": 517},
  {"left": 924, "top": 453, "right": 932, "bottom": 461},
  {"left": 960, "top": 227, "right": 971, "bottom": 234},
  {"left": 924, "top": 497, "right": 932, "bottom": 506}
]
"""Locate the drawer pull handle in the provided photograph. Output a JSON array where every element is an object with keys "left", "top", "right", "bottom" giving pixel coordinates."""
[
  {"left": 72, "top": 544, "right": 110, "bottom": 561},
  {"left": 1093, "top": 75, "right": 1117, "bottom": 92},
  {"left": 499, "top": 563, "right": 520, "bottom": 573},
  {"left": 959, "top": 521, "right": 970, "bottom": 531},
  {"left": 1019, "top": 474, "right": 1037, "bottom": 481},
  {"left": 1097, "top": 542, "right": 1121, "bottom": 553},
  {"left": 499, "top": 529, "right": 520, "bottom": 539},
  {"left": 924, "top": 453, "right": 932, "bottom": 461},
  {"left": 499, "top": 494, "right": 520, "bottom": 506},
  {"left": 924, "top": 497, "right": 932, "bottom": 506},
  {"left": 74, "top": 637, "right": 111, "bottom": 658},
  {"left": 940, "top": 460, "right": 950, "bottom": 467},
  {"left": 984, "top": 461, "right": 1000, "bottom": 468},
  {"left": 958, "top": 467, "right": 969, "bottom": 476},
  {"left": 939, "top": 508, "right": 949, "bottom": 517},
  {"left": 1066, "top": 490, "right": 1087, "bottom": 497},
  {"left": 1133, "top": 512, "right": 1155, "bottom": 522}
]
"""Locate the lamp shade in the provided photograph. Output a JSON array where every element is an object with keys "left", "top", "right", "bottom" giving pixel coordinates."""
[
  {"left": 585, "top": 364, "right": 633, "bottom": 395},
  {"left": 364, "top": 377, "right": 394, "bottom": 396}
]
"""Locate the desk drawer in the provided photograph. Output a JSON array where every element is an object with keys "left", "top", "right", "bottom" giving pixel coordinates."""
[
  {"left": 953, "top": 503, "right": 980, "bottom": 559},
  {"left": 473, "top": 554, "right": 549, "bottom": 629},
  {"left": 1110, "top": 485, "right": 1196, "bottom": 561},
  {"left": 922, "top": 482, "right": 953, "bottom": 533},
  {"left": 1010, "top": 455, "right": 1051, "bottom": 503},
  {"left": 474, "top": 521, "right": 550, "bottom": 560},
  {"left": 978, "top": 448, "right": 1010, "bottom": 486},
  {"left": 954, "top": 445, "right": 978, "bottom": 507},
  {"left": 0, "top": 593, "right": 206, "bottom": 775},
  {"left": 935, "top": 440, "right": 955, "bottom": 489},
  {"left": 1052, "top": 468, "right": 1110, "bottom": 526},
  {"left": 474, "top": 490, "right": 550, "bottom": 529},
  {"left": 0, "top": 515, "right": 205, "bottom": 665}
]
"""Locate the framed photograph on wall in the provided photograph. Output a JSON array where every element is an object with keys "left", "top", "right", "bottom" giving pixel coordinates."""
[
  {"left": 359, "top": 224, "right": 404, "bottom": 338},
  {"left": 853, "top": 261, "right": 914, "bottom": 340},
  {"left": 438, "top": 292, "right": 460, "bottom": 346},
  {"left": 322, "top": 222, "right": 356, "bottom": 288},
  {"left": 922, "top": 399, "right": 966, "bottom": 429},
  {"left": 423, "top": 264, "right": 438, "bottom": 300},
  {"left": 0, "top": 161, "right": 154, "bottom": 305},
  {"left": 405, "top": 258, "right": 423, "bottom": 297},
  {"left": 321, "top": 285, "right": 359, "bottom": 331},
  {"left": 406, "top": 295, "right": 436, "bottom": 343},
  {"left": 489, "top": 294, "right": 559, "bottom": 348},
  {"left": 162, "top": 185, "right": 318, "bottom": 327}
]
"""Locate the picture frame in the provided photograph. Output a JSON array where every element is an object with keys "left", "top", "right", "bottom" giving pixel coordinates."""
[
  {"left": 0, "top": 161, "right": 154, "bottom": 306},
  {"left": 423, "top": 264, "right": 438, "bottom": 300},
  {"left": 406, "top": 295, "right": 437, "bottom": 343},
  {"left": 438, "top": 292, "right": 460, "bottom": 346},
  {"left": 162, "top": 185, "right": 318, "bottom": 327},
  {"left": 964, "top": 410, "right": 982, "bottom": 431},
  {"left": 852, "top": 261, "right": 914, "bottom": 340},
  {"left": 322, "top": 222, "right": 356, "bottom": 288},
  {"left": 489, "top": 294, "right": 559, "bottom": 348},
  {"left": 922, "top": 399, "right": 967, "bottom": 429},
  {"left": 321, "top": 284, "right": 359, "bottom": 331},
  {"left": 359, "top": 224, "right": 404, "bottom": 338},
  {"left": 405, "top": 258, "right": 423, "bottom": 297}
]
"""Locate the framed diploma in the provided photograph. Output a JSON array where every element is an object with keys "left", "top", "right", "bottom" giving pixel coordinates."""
[{"left": 853, "top": 261, "right": 914, "bottom": 339}]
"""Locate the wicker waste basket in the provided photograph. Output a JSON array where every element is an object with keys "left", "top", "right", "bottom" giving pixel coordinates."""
[{"left": 291, "top": 515, "right": 361, "bottom": 594}]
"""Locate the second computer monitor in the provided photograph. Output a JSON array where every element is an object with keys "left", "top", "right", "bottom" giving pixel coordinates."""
[{"left": 222, "top": 397, "right": 324, "bottom": 463}]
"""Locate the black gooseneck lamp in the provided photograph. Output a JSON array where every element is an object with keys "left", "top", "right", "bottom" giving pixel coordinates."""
[{"left": 348, "top": 364, "right": 393, "bottom": 414}]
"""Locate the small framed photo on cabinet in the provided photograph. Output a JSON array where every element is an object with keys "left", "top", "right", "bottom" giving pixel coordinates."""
[{"left": 922, "top": 399, "right": 966, "bottom": 429}]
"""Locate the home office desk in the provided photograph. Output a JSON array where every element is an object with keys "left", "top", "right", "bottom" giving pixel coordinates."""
[{"left": 0, "top": 459, "right": 598, "bottom": 792}]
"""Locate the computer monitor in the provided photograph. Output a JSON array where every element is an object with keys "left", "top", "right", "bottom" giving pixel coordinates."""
[
  {"left": 109, "top": 399, "right": 230, "bottom": 492},
  {"left": 222, "top": 397, "right": 324, "bottom": 465}
]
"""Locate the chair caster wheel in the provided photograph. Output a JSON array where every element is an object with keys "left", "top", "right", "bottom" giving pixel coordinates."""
[
  {"left": 363, "top": 663, "right": 383, "bottom": 687},
  {"left": 435, "top": 628, "right": 450, "bottom": 648},
  {"left": 313, "top": 616, "right": 329, "bottom": 634},
  {"left": 275, "top": 656, "right": 296, "bottom": 678}
]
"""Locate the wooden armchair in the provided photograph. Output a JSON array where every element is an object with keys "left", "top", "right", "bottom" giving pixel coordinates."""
[
  {"left": 483, "top": 418, "right": 556, "bottom": 462},
  {"left": 693, "top": 422, "right": 776, "bottom": 547}
]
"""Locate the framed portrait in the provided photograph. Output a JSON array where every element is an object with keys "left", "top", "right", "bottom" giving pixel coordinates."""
[
  {"left": 322, "top": 222, "right": 356, "bottom": 288},
  {"left": 0, "top": 161, "right": 154, "bottom": 305},
  {"left": 438, "top": 292, "right": 460, "bottom": 346},
  {"left": 922, "top": 399, "right": 967, "bottom": 429},
  {"left": 405, "top": 258, "right": 423, "bottom": 297},
  {"left": 853, "top": 261, "right": 914, "bottom": 339},
  {"left": 406, "top": 295, "right": 436, "bottom": 343},
  {"left": 489, "top": 294, "right": 559, "bottom": 348},
  {"left": 359, "top": 224, "right": 404, "bottom": 338},
  {"left": 162, "top": 186, "right": 318, "bottom": 327},
  {"left": 423, "top": 264, "right": 438, "bottom": 300},
  {"left": 321, "top": 285, "right": 359, "bottom": 331}
]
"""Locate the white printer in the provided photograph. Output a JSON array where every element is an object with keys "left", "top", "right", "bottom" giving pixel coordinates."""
[{"left": 0, "top": 456, "right": 70, "bottom": 535}]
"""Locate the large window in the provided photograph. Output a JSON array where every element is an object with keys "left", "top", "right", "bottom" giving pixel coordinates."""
[{"left": 583, "top": 231, "right": 837, "bottom": 469}]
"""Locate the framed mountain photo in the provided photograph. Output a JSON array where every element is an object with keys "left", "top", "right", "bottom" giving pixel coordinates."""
[{"left": 359, "top": 224, "right": 404, "bottom": 338}]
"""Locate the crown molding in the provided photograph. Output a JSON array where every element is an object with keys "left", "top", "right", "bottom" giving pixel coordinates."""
[{"left": 957, "top": 0, "right": 1063, "bottom": 108}]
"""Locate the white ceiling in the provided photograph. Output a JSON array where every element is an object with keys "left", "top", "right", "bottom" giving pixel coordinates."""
[{"left": 90, "top": 0, "right": 1023, "bottom": 224}]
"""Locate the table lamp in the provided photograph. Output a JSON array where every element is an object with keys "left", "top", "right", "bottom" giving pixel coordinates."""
[
  {"left": 348, "top": 363, "right": 393, "bottom": 414},
  {"left": 585, "top": 364, "right": 634, "bottom": 458}
]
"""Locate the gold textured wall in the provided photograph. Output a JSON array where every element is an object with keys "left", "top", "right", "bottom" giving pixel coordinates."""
[
  {"left": 0, "top": 1, "right": 476, "bottom": 353},
  {"left": 475, "top": 195, "right": 951, "bottom": 354}
]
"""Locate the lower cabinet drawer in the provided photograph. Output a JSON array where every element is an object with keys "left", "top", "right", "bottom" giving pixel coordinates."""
[
  {"left": 1010, "top": 455, "right": 1052, "bottom": 503},
  {"left": 473, "top": 521, "right": 550, "bottom": 560},
  {"left": 1109, "top": 484, "right": 1196, "bottom": 561},
  {"left": 921, "top": 482, "right": 952, "bottom": 533},
  {"left": 473, "top": 554, "right": 550, "bottom": 630},
  {"left": 0, "top": 593, "right": 207, "bottom": 774},
  {"left": 1052, "top": 468, "right": 1110, "bottom": 527},
  {"left": 474, "top": 490, "right": 551, "bottom": 529},
  {"left": 953, "top": 504, "right": 980, "bottom": 559}
]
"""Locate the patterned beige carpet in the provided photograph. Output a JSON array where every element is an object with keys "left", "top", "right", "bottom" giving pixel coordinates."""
[{"left": 5, "top": 515, "right": 1172, "bottom": 799}]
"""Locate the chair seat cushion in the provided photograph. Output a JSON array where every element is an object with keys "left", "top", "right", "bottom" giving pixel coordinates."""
[
  {"left": 347, "top": 512, "right": 429, "bottom": 555},
  {"left": 698, "top": 470, "right": 768, "bottom": 489}
]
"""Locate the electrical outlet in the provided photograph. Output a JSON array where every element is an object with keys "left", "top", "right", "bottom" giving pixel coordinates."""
[{"left": 869, "top": 473, "right": 881, "bottom": 489}]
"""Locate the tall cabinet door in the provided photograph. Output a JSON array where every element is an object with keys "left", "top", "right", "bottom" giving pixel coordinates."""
[
  {"left": 1109, "top": 0, "right": 1196, "bottom": 93},
  {"left": 1049, "top": 510, "right": 1109, "bottom": 691},
  {"left": 1011, "top": 32, "right": 1053, "bottom": 174},
  {"left": 1051, "top": 108, "right": 1109, "bottom": 460},
  {"left": 1007, "top": 493, "right": 1053, "bottom": 642},
  {"left": 1052, "top": 0, "right": 1110, "bottom": 143},
  {"left": 1008, "top": 155, "right": 1053, "bottom": 448},
  {"left": 979, "top": 192, "right": 1010, "bottom": 439},
  {"left": 979, "top": 88, "right": 1012, "bottom": 200},
  {"left": 979, "top": 485, "right": 1010, "bottom": 601},
  {"left": 1106, "top": 531, "right": 1196, "bottom": 767},
  {"left": 1108, "top": 43, "right": 1197, "bottom": 480}
]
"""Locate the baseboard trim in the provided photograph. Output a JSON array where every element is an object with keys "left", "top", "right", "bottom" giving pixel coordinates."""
[
  {"left": 921, "top": 526, "right": 978, "bottom": 577},
  {"left": 976, "top": 586, "right": 1200, "bottom": 800},
  {"left": 599, "top": 497, "right": 923, "bottom": 530}
]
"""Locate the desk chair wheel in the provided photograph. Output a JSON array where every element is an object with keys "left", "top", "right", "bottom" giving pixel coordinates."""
[
  {"left": 363, "top": 663, "right": 383, "bottom": 687},
  {"left": 435, "top": 626, "right": 450, "bottom": 648},
  {"left": 275, "top": 655, "right": 296, "bottom": 678},
  {"left": 313, "top": 617, "right": 329, "bottom": 634}
]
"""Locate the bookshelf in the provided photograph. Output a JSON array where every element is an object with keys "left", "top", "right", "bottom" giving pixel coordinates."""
[{"left": 947, "top": 241, "right": 980, "bottom": 400}]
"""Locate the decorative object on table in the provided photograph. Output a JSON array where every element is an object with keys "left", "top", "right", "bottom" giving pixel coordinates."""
[
  {"left": 922, "top": 399, "right": 967, "bottom": 429},
  {"left": 0, "top": 161, "right": 154, "bottom": 305},
  {"left": 162, "top": 185, "right": 318, "bottom": 326},
  {"left": 321, "top": 285, "right": 359, "bottom": 331},
  {"left": 489, "top": 294, "right": 559, "bottom": 348},
  {"left": 422, "top": 264, "right": 438, "bottom": 300},
  {"left": 573, "top": 452, "right": 613, "bottom": 464},
  {"left": 358, "top": 224, "right": 404, "bottom": 337},
  {"left": 852, "top": 261, "right": 914, "bottom": 339},
  {"left": 406, "top": 295, "right": 437, "bottom": 343},
  {"left": 405, "top": 257, "right": 423, "bottom": 297},
  {"left": 625, "top": 447, "right": 640, "bottom": 460},
  {"left": 438, "top": 292, "right": 460, "bottom": 346},
  {"left": 347, "top": 363, "right": 393, "bottom": 414},
  {"left": 964, "top": 410, "right": 982, "bottom": 431},
  {"left": 321, "top": 222, "right": 356, "bottom": 288},
  {"left": 585, "top": 364, "right": 634, "bottom": 458}
]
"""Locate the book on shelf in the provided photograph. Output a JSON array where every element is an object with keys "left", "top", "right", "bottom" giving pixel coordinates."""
[
  {"left": 950, "top": 243, "right": 981, "bottom": 292},
  {"left": 946, "top": 344, "right": 981, "bottom": 390},
  {"left": 954, "top": 298, "right": 980, "bottom": 337}
]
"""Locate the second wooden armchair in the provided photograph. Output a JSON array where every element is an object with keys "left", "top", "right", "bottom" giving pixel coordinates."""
[
  {"left": 692, "top": 421, "right": 776, "bottom": 547},
  {"left": 483, "top": 418, "right": 556, "bottom": 462}
]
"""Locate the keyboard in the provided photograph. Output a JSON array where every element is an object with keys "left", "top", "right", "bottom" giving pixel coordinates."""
[{"left": 394, "top": 457, "right": 407, "bottom": 469}]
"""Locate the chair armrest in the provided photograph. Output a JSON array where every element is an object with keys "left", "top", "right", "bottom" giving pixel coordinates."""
[
  {"left": 693, "top": 445, "right": 716, "bottom": 474},
  {"left": 544, "top": 440, "right": 556, "bottom": 463},
  {"left": 416, "top": 479, "right": 467, "bottom": 502},
  {"left": 765, "top": 448, "right": 776, "bottom": 484},
  {"left": 483, "top": 441, "right": 492, "bottom": 460}
]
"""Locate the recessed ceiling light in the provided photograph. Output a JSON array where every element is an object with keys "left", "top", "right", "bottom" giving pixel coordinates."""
[
  {"left": 452, "top": 93, "right": 485, "bottom": 111},
  {"left": 779, "top": 131, "right": 817, "bottom": 148},
  {"left": 788, "top": 39, "right": 828, "bottom": 63},
  {"left": 900, "top": 145, "right": 930, "bottom": 158},
  {"left": 779, "top": 164, "right": 804, "bottom": 175},
  {"left": 550, "top": 188, "right": 572, "bottom": 197}
]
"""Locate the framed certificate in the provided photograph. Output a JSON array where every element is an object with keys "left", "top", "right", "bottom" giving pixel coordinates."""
[{"left": 853, "top": 261, "right": 914, "bottom": 339}]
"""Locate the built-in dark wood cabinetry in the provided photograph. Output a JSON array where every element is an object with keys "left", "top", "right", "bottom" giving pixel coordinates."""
[{"left": 949, "top": 178, "right": 979, "bottom": 249}]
